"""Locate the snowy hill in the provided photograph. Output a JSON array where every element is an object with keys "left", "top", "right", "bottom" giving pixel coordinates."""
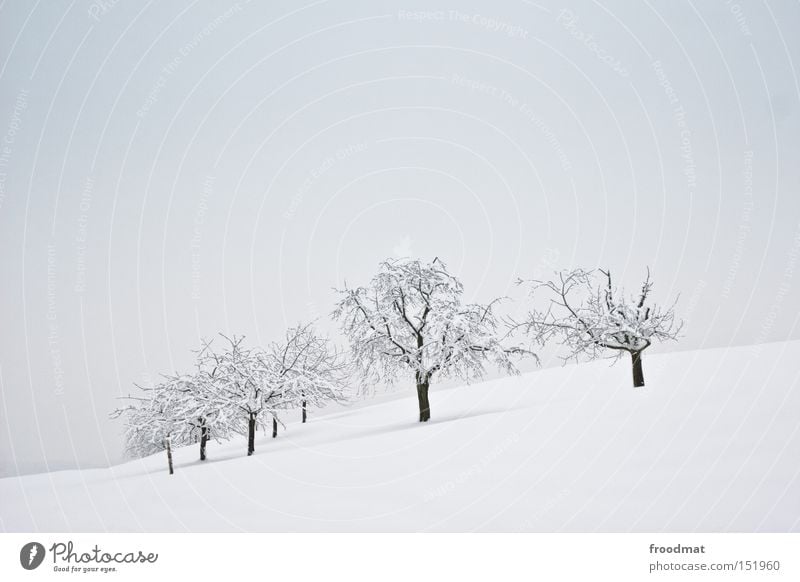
[{"left": 2, "top": 341, "right": 798, "bottom": 532}]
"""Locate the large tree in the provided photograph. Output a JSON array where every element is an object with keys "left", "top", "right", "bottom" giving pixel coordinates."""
[
  {"left": 517, "top": 268, "right": 681, "bottom": 387},
  {"left": 333, "top": 257, "right": 523, "bottom": 422}
]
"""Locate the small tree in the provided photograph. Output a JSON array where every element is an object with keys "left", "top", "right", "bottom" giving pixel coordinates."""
[
  {"left": 112, "top": 374, "right": 200, "bottom": 474},
  {"left": 199, "top": 334, "right": 288, "bottom": 456},
  {"left": 112, "top": 395, "right": 166, "bottom": 462},
  {"left": 517, "top": 268, "right": 681, "bottom": 387},
  {"left": 181, "top": 353, "right": 237, "bottom": 461},
  {"left": 113, "top": 343, "right": 243, "bottom": 468},
  {"left": 269, "top": 322, "right": 349, "bottom": 425},
  {"left": 334, "top": 257, "right": 524, "bottom": 422}
]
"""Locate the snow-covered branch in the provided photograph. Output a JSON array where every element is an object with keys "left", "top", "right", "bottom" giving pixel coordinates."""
[
  {"left": 515, "top": 267, "right": 682, "bottom": 387},
  {"left": 334, "top": 257, "right": 530, "bottom": 421}
]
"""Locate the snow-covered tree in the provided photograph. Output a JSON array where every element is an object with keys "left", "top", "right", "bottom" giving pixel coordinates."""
[
  {"left": 333, "top": 257, "right": 525, "bottom": 422},
  {"left": 197, "top": 334, "right": 289, "bottom": 456},
  {"left": 112, "top": 374, "right": 203, "bottom": 474},
  {"left": 181, "top": 348, "right": 240, "bottom": 461},
  {"left": 112, "top": 343, "right": 247, "bottom": 469},
  {"left": 516, "top": 268, "right": 681, "bottom": 387},
  {"left": 268, "top": 322, "right": 349, "bottom": 426},
  {"left": 112, "top": 395, "right": 166, "bottom": 461},
  {"left": 112, "top": 329, "right": 345, "bottom": 465}
]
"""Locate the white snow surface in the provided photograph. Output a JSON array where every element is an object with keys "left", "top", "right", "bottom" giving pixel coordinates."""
[{"left": 2, "top": 341, "right": 799, "bottom": 532}]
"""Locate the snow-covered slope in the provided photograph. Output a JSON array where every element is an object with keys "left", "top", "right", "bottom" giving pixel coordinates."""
[{"left": 2, "top": 341, "right": 799, "bottom": 532}]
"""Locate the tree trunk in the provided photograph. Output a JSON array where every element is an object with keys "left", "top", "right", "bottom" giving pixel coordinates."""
[
  {"left": 302, "top": 398, "right": 307, "bottom": 423},
  {"left": 631, "top": 350, "right": 645, "bottom": 388},
  {"left": 199, "top": 418, "right": 208, "bottom": 461},
  {"left": 416, "top": 374, "right": 431, "bottom": 422},
  {"left": 165, "top": 437, "right": 174, "bottom": 475},
  {"left": 247, "top": 414, "right": 256, "bottom": 456},
  {"left": 272, "top": 416, "right": 278, "bottom": 438}
]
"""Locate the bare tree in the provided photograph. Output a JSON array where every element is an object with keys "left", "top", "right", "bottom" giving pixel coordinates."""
[
  {"left": 516, "top": 268, "right": 681, "bottom": 387},
  {"left": 333, "top": 257, "right": 525, "bottom": 422}
]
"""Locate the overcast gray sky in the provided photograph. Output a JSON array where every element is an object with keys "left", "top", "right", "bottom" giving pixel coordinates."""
[{"left": 1, "top": 0, "right": 798, "bottom": 476}]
